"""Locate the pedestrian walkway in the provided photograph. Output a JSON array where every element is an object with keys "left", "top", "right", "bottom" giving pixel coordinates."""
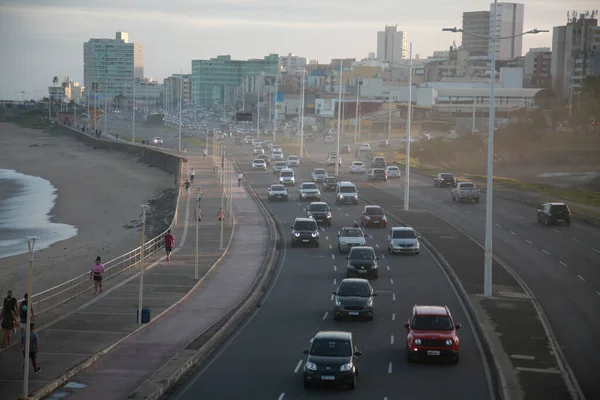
[
  {"left": 42, "top": 161, "right": 269, "bottom": 399},
  {"left": 0, "top": 155, "right": 231, "bottom": 400}
]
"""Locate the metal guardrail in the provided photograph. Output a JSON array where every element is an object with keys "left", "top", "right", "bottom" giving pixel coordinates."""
[{"left": 29, "top": 127, "right": 184, "bottom": 315}]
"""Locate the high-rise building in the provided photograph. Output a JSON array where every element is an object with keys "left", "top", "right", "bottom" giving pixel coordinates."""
[
  {"left": 164, "top": 74, "right": 191, "bottom": 111},
  {"left": 489, "top": 3, "right": 525, "bottom": 61},
  {"left": 462, "top": 11, "right": 490, "bottom": 56},
  {"left": 376, "top": 25, "right": 409, "bottom": 64},
  {"left": 551, "top": 12, "right": 600, "bottom": 98},
  {"left": 279, "top": 53, "right": 307, "bottom": 73},
  {"left": 83, "top": 32, "right": 143, "bottom": 105},
  {"left": 523, "top": 47, "right": 551, "bottom": 88},
  {"left": 191, "top": 54, "right": 278, "bottom": 108}
]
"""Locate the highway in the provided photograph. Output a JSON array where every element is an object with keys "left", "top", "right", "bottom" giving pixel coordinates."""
[
  {"left": 171, "top": 144, "right": 492, "bottom": 399},
  {"left": 304, "top": 138, "right": 600, "bottom": 399}
]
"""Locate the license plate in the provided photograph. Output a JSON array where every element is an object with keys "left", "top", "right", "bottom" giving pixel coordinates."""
[
  {"left": 302, "top": 240, "right": 309, "bottom": 243},
  {"left": 357, "top": 270, "right": 367, "bottom": 273},
  {"left": 373, "top": 220, "right": 380, "bottom": 224},
  {"left": 321, "top": 375, "right": 335, "bottom": 381},
  {"left": 427, "top": 350, "right": 440, "bottom": 356},
  {"left": 348, "top": 312, "right": 359, "bottom": 316},
  {"left": 557, "top": 219, "right": 563, "bottom": 222}
]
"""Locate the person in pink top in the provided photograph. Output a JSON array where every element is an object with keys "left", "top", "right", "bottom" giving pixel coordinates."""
[
  {"left": 90, "top": 256, "right": 104, "bottom": 295},
  {"left": 217, "top": 207, "right": 225, "bottom": 227}
]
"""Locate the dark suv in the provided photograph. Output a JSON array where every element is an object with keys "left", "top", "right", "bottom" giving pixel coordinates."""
[
  {"left": 322, "top": 177, "right": 338, "bottom": 191},
  {"left": 371, "top": 157, "right": 386, "bottom": 168},
  {"left": 302, "top": 331, "right": 361, "bottom": 390},
  {"left": 346, "top": 246, "right": 379, "bottom": 279},
  {"left": 333, "top": 278, "right": 377, "bottom": 320},
  {"left": 537, "top": 202, "right": 571, "bottom": 226},
  {"left": 433, "top": 173, "right": 456, "bottom": 187},
  {"left": 290, "top": 217, "right": 320, "bottom": 247},
  {"left": 368, "top": 168, "right": 387, "bottom": 182},
  {"left": 306, "top": 202, "right": 332, "bottom": 226}
]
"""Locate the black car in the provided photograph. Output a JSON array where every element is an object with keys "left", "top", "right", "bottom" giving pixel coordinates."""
[
  {"left": 371, "top": 157, "right": 386, "bottom": 168},
  {"left": 346, "top": 246, "right": 379, "bottom": 279},
  {"left": 290, "top": 217, "right": 320, "bottom": 247},
  {"left": 433, "top": 173, "right": 456, "bottom": 187},
  {"left": 322, "top": 177, "right": 338, "bottom": 191},
  {"left": 537, "top": 202, "right": 571, "bottom": 226},
  {"left": 303, "top": 331, "right": 361, "bottom": 390},
  {"left": 258, "top": 154, "right": 271, "bottom": 166},
  {"left": 306, "top": 202, "right": 332, "bottom": 226},
  {"left": 333, "top": 278, "right": 377, "bottom": 320},
  {"left": 368, "top": 168, "right": 387, "bottom": 182}
]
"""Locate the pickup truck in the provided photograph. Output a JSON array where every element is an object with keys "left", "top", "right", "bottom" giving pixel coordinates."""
[{"left": 451, "top": 182, "right": 480, "bottom": 203}]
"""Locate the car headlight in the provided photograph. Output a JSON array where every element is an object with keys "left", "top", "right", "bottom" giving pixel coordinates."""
[
  {"left": 316, "top": 191, "right": 321, "bottom": 196},
  {"left": 366, "top": 298, "right": 373, "bottom": 307},
  {"left": 294, "top": 232, "right": 300, "bottom": 237},
  {"left": 305, "top": 361, "right": 317, "bottom": 371},
  {"left": 364, "top": 216, "right": 371, "bottom": 220},
  {"left": 335, "top": 298, "right": 341, "bottom": 306},
  {"left": 340, "top": 363, "right": 352, "bottom": 372},
  {"left": 445, "top": 339, "right": 453, "bottom": 346},
  {"left": 311, "top": 232, "right": 318, "bottom": 238},
  {"left": 414, "top": 339, "right": 422, "bottom": 345},
  {"left": 326, "top": 213, "right": 332, "bottom": 218}
]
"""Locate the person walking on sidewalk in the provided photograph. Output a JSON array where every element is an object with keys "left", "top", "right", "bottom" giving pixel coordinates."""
[
  {"left": 1, "top": 300, "right": 17, "bottom": 348},
  {"left": 18, "top": 294, "right": 34, "bottom": 336},
  {"left": 190, "top": 167, "right": 196, "bottom": 184},
  {"left": 164, "top": 229, "right": 175, "bottom": 261},
  {"left": 21, "top": 323, "right": 41, "bottom": 374},
  {"left": 196, "top": 206, "right": 203, "bottom": 222},
  {"left": 90, "top": 256, "right": 105, "bottom": 295},
  {"left": 237, "top": 171, "right": 243, "bottom": 187},
  {"left": 217, "top": 207, "right": 225, "bottom": 227},
  {"left": 182, "top": 179, "right": 191, "bottom": 198}
]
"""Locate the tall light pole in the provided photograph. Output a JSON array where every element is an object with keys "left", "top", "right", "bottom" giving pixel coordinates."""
[
  {"left": 132, "top": 77, "right": 136, "bottom": 144},
  {"left": 195, "top": 185, "right": 202, "bottom": 279},
  {"left": 334, "top": 61, "right": 343, "bottom": 176},
  {"left": 137, "top": 204, "right": 149, "bottom": 325},
  {"left": 178, "top": 70, "right": 183, "bottom": 152},
  {"left": 387, "top": 68, "right": 393, "bottom": 140},
  {"left": 443, "top": 3, "right": 548, "bottom": 297},
  {"left": 22, "top": 236, "right": 39, "bottom": 399},
  {"left": 354, "top": 79, "right": 361, "bottom": 143},
  {"left": 219, "top": 158, "right": 225, "bottom": 249},
  {"left": 404, "top": 42, "right": 413, "bottom": 211},
  {"left": 297, "top": 69, "right": 306, "bottom": 158},
  {"left": 257, "top": 85, "right": 261, "bottom": 138},
  {"left": 272, "top": 75, "right": 279, "bottom": 144}
]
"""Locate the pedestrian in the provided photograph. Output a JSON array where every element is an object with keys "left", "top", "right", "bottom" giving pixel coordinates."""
[
  {"left": 164, "top": 229, "right": 175, "bottom": 261},
  {"left": 21, "top": 323, "right": 41, "bottom": 374},
  {"left": 182, "top": 179, "right": 191, "bottom": 198},
  {"left": 190, "top": 167, "right": 195, "bottom": 184},
  {"left": 1, "top": 300, "right": 17, "bottom": 348},
  {"left": 196, "top": 206, "right": 203, "bottom": 222},
  {"left": 3, "top": 290, "right": 17, "bottom": 335},
  {"left": 217, "top": 207, "right": 225, "bottom": 227},
  {"left": 18, "top": 294, "right": 34, "bottom": 336},
  {"left": 90, "top": 256, "right": 104, "bottom": 295}
]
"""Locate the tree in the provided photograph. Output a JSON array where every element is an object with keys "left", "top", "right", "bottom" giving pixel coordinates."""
[{"left": 580, "top": 75, "right": 600, "bottom": 120}]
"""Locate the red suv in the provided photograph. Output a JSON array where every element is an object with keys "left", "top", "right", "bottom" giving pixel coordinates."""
[
  {"left": 404, "top": 305, "right": 461, "bottom": 364},
  {"left": 360, "top": 205, "right": 387, "bottom": 228}
]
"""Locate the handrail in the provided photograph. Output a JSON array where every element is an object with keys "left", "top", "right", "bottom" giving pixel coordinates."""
[{"left": 28, "top": 125, "right": 184, "bottom": 315}]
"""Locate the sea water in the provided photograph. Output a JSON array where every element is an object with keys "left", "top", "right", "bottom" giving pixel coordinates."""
[{"left": 0, "top": 169, "right": 78, "bottom": 259}]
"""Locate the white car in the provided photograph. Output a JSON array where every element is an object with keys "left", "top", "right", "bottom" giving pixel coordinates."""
[
  {"left": 244, "top": 136, "right": 254, "bottom": 144},
  {"left": 267, "top": 184, "right": 289, "bottom": 202},
  {"left": 253, "top": 139, "right": 263, "bottom": 147},
  {"left": 272, "top": 146, "right": 282, "bottom": 153},
  {"left": 359, "top": 143, "right": 371, "bottom": 151},
  {"left": 287, "top": 156, "right": 300, "bottom": 166},
  {"left": 327, "top": 157, "right": 342, "bottom": 166},
  {"left": 253, "top": 146, "right": 265, "bottom": 155},
  {"left": 252, "top": 159, "right": 267, "bottom": 170},
  {"left": 150, "top": 137, "right": 163, "bottom": 144},
  {"left": 349, "top": 161, "right": 366, "bottom": 174},
  {"left": 272, "top": 151, "right": 284, "bottom": 160},
  {"left": 385, "top": 166, "right": 401, "bottom": 179},
  {"left": 324, "top": 136, "right": 334, "bottom": 144}
]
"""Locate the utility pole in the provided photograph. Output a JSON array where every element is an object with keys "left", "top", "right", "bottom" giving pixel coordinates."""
[{"left": 334, "top": 61, "right": 343, "bottom": 176}]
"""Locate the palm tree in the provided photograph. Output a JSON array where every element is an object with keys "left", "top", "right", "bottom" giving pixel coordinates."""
[{"left": 51, "top": 76, "right": 59, "bottom": 118}]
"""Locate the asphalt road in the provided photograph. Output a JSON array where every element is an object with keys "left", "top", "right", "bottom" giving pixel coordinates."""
[
  {"left": 170, "top": 144, "right": 492, "bottom": 400},
  {"left": 304, "top": 138, "right": 600, "bottom": 399}
]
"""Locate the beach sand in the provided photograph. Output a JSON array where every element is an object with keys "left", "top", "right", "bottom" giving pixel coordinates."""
[{"left": 0, "top": 122, "right": 175, "bottom": 299}]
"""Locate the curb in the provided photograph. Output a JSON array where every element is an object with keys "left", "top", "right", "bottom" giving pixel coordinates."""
[
  {"left": 125, "top": 161, "right": 282, "bottom": 400},
  {"left": 30, "top": 162, "right": 232, "bottom": 400}
]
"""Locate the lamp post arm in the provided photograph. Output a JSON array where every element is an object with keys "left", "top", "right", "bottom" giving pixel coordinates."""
[{"left": 445, "top": 28, "right": 548, "bottom": 40}]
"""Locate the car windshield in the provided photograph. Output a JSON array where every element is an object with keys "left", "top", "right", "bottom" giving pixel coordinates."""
[
  {"left": 294, "top": 221, "right": 318, "bottom": 231},
  {"left": 341, "top": 228, "right": 363, "bottom": 237},
  {"left": 338, "top": 282, "right": 371, "bottom": 297},
  {"left": 388, "top": 167, "right": 398, "bottom": 171},
  {"left": 365, "top": 207, "right": 384, "bottom": 216},
  {"left": 280, "top": 171, "right": 293, "bottom": 177},
  {"left": 271, "top": 185, "right": 285, "bottom": 191},
  {"left": 288, "top": 157, "right": 298, "bottom": 160},
  {"left": 550, "top": 204, "right": 569, "bottom": 212},
  {"left": 460, "top": 183, "right": 475, "bottom": 188},
  {"left": 309, "top": 204, "right": 329, "bottom": 211},
  {"left": 303, "top": 183, "right": 318, "bottom": 190},
  {"left": 324, "top": 178, "right": 337, "bottom": 183},
  {"left": 375, "top": 158, "right": 384, "bottom": 162},
  {"left": 254, "top": 160, "right": 264, "bottom": 164},
  {"left": 441, "top": 174, "right": 454, "bottom": 179},
  {"left": 412, "top": 315, "right": 454, "bottom": 331},
  {"left": 353, "top": 162, "right": 363, "bottom": 166},
  {"left": 373, "top": 170, "right": 385, "bottom": 175},
  {"left": 350, "top": 248, "right": 375, "bottom": 260},
  {"left": 276, "top": 162, "right": 287, "bottom": 167},
  {"left": 310, "top": 339, "right": 352, "bottom": 357},
  {"left": 339, "top": 186, "right": 355, "bottom": 193},
  {"left": 314, "top": 169, "right": 326, "bottom": 175},
  {"left": 392, "top": 230, "right": 416, "bottom": 239}
]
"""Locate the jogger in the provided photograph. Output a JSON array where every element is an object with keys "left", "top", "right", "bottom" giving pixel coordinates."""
[
  {"left": 164, "top": 229, "right": 175, "bottom": 261},
  {"left": 90, "top": 257, "right": 104, "bottom": 295}
]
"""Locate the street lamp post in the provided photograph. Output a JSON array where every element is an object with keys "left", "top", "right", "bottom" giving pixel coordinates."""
[
  {"left": 404, "top": 42, "right": 413, "bottom": 211},
  {"left": 219, "top": 159, "right": 225, "bottom": 249},
  {"left": 137, "top": 205, "right": 149, "bottom": 325},
  {"left": 132, "top": 78, "right": 136, "bottom": 144},
  {"left": 273, "top": 75, "right": 279, "bottom": 144},
  {"left": 443, "top": 1, "right": 548, "bottom": 297},
  {"left": 178, "top": 70, "right": 183, "bottom": 152},
  {"left": 354, "top": 79, "right": 361, "bottom": 143},
  {"left": 335, "top": 61, "right": 343, "bottom": 177},
  {"left": 22, "top": 236, "right": 39, "bottom": 400},
  {"left": 195, "top": 185, "right": 202, "bottom": 279},
  {"left": 298, "top": 69, "right": 306, "bottom": 158}
]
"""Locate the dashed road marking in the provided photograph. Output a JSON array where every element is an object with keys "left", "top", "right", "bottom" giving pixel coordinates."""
[
  {"left": 392, "top": 293, "right": 396, "bottom": 301},
  {"left": 525, "top": 240, "right": 533, "bottom": 245},
  {"left": 325, "top": 236, "right": 329, "bottom": 240},
  {"left": 465, "top": 210, "right": 471, "bottom": 214},
  {"left": 554, "top": 229, "right": 562, "bottom": 234},
  {"left": 330, "top": 294, "right": 334, "bottom": 301},
  {"left": 333, "top": 278, "right": 337, "bottom": 285},
  {"left": 297, "top": 203, "right": 301, "bottom": 206},
  {"left": 345, "top": 213, "right": 350, "bottom": 217},
  {"left": 388, "top": 362, "right": 393, "bottom": 374},
  {"left": 390, "top": 278, "right": 394, "bottom": 284},
  {"left": 333, "top": 265, "right": 337, "bottom": 271},
  {"left": 368, "top": 235, "right": 373, "bottom": 239},
  {"left": 511, "top": 354, "right": 535, "bottom": 360},
  {"left": 515, "top": 367, "right": 561, "bottom": 374},
  {"left": 452, "top": 205, "right": 458, "bottom": 209},
  {"left": 494, "top": 223, "right": 501, "bottom": 228},
  {"left": 480, "top": 216, "right": 485, "bottom": 220},
  {"left": 322, "top": 311, "right": 328, "bottom": 321},
  {"left": 278, "top": 393, "right": 285, "bottom": 400},
  {"left": 572, "top": 237, "right": 581, "bottom": 243},
  {"left": 331, "top": 254, "right": 335, "bottom": 259},
  {"left": 542, "top": 249, "right": 550, "bottom": 255},
  {"left": 293, "top": 360, "right": 303, "bottom": 373},
  {"left": 381, "top": 254, "right": 386, "bottom": 260},
  {"left": 376, "top": 244, "right": 380, "bottom": 248},
  {"left": 392, "top": 313, "right": 396, "bottom": 321},
  {"left": 337, "top": 207, "right": 342, "bottom": 211},
  {"left": 594, "top": 248, "right": 600, "bottom": 254},
  {"left": 501, "top": 209, "right": 507, "bottom": 213},
  {"left": 390, "top": 335, "right": 395, "bottom": 344},
  {"left": 509, "top": 231, "right": 517, "bottom": 236},
  {"left": 560, "top": 261, "right": 568, "bottom": 268},
  {"left": 516, "top": 215, "right": 525, "bottom": 219},
  {"left": 426, "top": 194, "right": 432, "bottom": 198},
  {"left": 437, "top": 199, "right": 443, "bottom": 203},
  {"left": 386, "top": 265, "right": 390, "bottom": 271},
  {"left": 415, "top": 190, "right": 421, "bottom": 194},
  {"left": 596, "top": 291, "right": 600, "bottom": 297},
  {"left": 577, "top": 275, "right": 586, "bottom": 282},
  {"left": 329, "top": 244, "right": 332, "bottom": 249}
]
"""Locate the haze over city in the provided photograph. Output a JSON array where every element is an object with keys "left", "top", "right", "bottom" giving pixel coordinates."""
[{"left": 1, "top": 0, "right": 596, "bottom": 100}]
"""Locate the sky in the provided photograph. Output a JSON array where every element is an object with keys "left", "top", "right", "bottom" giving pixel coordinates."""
[{"left": 0, "top": 0, "right": 597, "bottom": 100}]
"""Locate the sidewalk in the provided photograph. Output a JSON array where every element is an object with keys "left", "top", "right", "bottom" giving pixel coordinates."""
[
  {"left": 42, "top": 160, "right": 269, "bottom": 399},
  {"left": 0, "top": 155, "right": 231, "bottom": 400}
]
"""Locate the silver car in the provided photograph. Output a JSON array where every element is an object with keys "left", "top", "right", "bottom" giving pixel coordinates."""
[
  {"left": 311, "top": 168, "right": 328, "bottom": 182},
  {"left": 252, "top": 159, "right": 267, "bottom": 170},
  {"left": 387, "top": 227, "right": 420, "bottom": 254},
  {"left": 287, "top": 156, "right": 300, "bottom": 166},
  {"left": 272, "top": 161, "right": 288, "bottom": 173},
  {"left": 337, "top": 226, "right": 367, "bottom": 253}
]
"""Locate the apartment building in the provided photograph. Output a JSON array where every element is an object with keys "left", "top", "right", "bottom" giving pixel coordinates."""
[
  {"left": 279, "top": 53, "right": 307, "bottom": 73},
  {"left": 376, "top": 25, "right": 409, "bottom": 64},
  {"left": 524, "top": 48, "right": 551, "bottom": 88},
  {"left": 489, "top": 3, "right": 525, "bottom": 61},
  {"left": 48, "top": 77, "right": 84, "bottom": 102},
  {"left": 462, "top": 11, "right": 490, "bottom": 56},
  {"left": 164, "top": 74, "right": 191, "bottom": 111}
]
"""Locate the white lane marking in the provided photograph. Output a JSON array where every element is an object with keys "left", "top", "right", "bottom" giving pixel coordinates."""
[
  {"left": 577, "top": 275, "right": 586, "bottom": 282},
  {"left": 333, "top": 278, "right": 337, "bottom": 285},
  {"left": 278, "top": 393, "right": 285, "bottom": 400},
  {"left": 554, "top": 229, "right": 563, "bottom": 234},
  {"left": 376, "top": 244, "right": 380, "bottom": 248},
  {"left": 381, "top": 254, "right": 386, "bottom": 260},
  {"left": 388, "top": 362, "right": 393, "bottom": 374},
  {"left": 501, "top": 209, "right": 507, "bottom": 213},
  {"left": 331, "top": 254, "right": 335, "bottom": 259},
  {"left": 390, "top": 335, "right": 395, "bottom": 344},
  {"left": 330, "top": 294, "right": 334, "bottom": 301},
  {"left": 511, "top": 354, "right": 535, "bottom": 360},
  {"left": 452, "top": 205, "right": 458, "bottom": 209},
  {"left": 437, "top": 199, "right": 443, "bottom": 203},
  {"left": 386, "top": 265, "right": 390, "bottom": 271},
  {"left": 333, "top": 265, "right": 337, "bottom": 271},
  {"left": 293, "top": 360, "right": 303, "bottom": 373},
  {"left": 297, "top": 203, "right": 301, "bottom": 206},
  {"left": 329, "top": 244, "right": 332, "bottom": 249},
  {"left": 542, "top": 249, "right": 550, "bottom": 255},
  {"left": 322, "top": 311, "right": 328, "bottom": 320},
  {"left": 509, "top": 231, "right": 517, "bottom": 236},
  {"left": 325, "top": 236, "right": 329, "bottom": 240},
  {"left": 465, "top": 210, "right": 471, "bottom": 214},
  {"left": 368, "top": 235, "right": 373, "bottom": 239},
  {"left": 392, "top": 313, "right": 396, "bottom": 321},
  {"left": 560, "top": 261, "right": 568, "bottom": 268},
  {"left": 415, "top": 190, "right": 421, "bottom": 194},
  {"left": 494, "top": 223, "right": 501, "bottom": 228},
  {"left": 515, "top": 367, "right": 561, "bottom": 374},
  {"left": 594, "top": 248, "right": 600, "bottom": 254},
  {"left": 572, "top": 237, "right": 581, "bottom": 243},
  {"left": 345, "top": 213, "right": 350, "bottom": 217},
  {"left": 392, "top": 293, "right": 396, "bottom": 301},
  {"left": 516, "top": 215, "right": 525, "bottom": 219},
  {"left": 525, "top": 240, "right": 533, "bottom": 245},
  {"left": 337, "top": 207, "right": 342, "bottom": 211},
  {"left": 426, "top": 194, "right": 432, "bottom": 198},
  {"left": 480, "top": 216, "right": 485, "bottom": 220},
  {"left": 384, "top": 398, "right": 389, "bottom": 400},
  {"left": 596, "top": 291, "right": 600, "bottom": 297},
  {"left": 390, "top": 278, "right": 394, "bottom": 284}
]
